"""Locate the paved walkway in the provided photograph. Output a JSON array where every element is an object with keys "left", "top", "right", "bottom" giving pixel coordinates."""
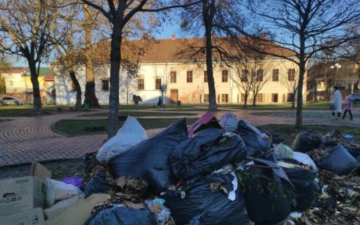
[{"left": 0, "top": 107, "right": 359, "bottom": 167}]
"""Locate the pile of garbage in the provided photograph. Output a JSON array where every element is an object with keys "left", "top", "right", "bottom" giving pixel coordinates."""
[{"left": 1, "top": 113, "right": 359, "bottom": 225}]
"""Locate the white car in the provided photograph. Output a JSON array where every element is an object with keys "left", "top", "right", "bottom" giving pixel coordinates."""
[{"left": 0, "top": 96, "right": 24, "bottom": 105}]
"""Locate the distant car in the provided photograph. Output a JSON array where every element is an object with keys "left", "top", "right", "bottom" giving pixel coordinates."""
[
  {"left": 0, "top": 96, "right": 23, "bottom": 106},
  {"left": 351, "top": 93, "right": 360, "bottom": 104}
]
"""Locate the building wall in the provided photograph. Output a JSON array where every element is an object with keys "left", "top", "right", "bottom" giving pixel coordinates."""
[{"left": 54, "top": 57, "right": 307, "bottom": 105}]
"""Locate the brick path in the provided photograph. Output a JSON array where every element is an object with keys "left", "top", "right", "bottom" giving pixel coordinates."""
[{"left": 0, "top": 107, "right": 359, "bottom": 166}]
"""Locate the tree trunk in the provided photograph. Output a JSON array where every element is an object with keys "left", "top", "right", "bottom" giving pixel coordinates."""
[
  {"left": 295, "top": 35, "right": 305, "bottom": 128},
  {"left": 28, "top": 61, "right": 42, "bottom": 112},
  {"left": 252, "top": 93, "right": 256, "bottom": 106},
  {"left": 203, "top": 1, "right": 217, "bottom": 111},
  {"left": 83, "top": 4, "right": 99, "bottom": 108},
  {"left": 69, "top": 70, "right": 82, "bottom": 110},
  {"left": 291, "top": 90, "right": 296, "bottom": 108},
  {"left": 108, "top": 26, "right": 122, "bottom": 138},
  {"left": 243, "top": 93, "right": 248, "bottom": 108}
]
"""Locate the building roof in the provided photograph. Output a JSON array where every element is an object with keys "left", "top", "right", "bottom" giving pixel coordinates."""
[
  {"left": 91, "top": 36, "right": 297, "bottom": 64},
  {"left": 0, "top": 67, "right": 27, "bottom": 73},
  {"left": 44, "top": 75, "right": 54, "bottom": 81}
]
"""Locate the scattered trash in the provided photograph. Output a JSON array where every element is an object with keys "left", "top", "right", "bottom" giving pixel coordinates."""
[{"left": 219, "top": 112, "right": 238, "bottom": 133}]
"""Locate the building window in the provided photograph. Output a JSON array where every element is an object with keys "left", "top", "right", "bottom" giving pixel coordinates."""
[
  {"left": 187, "top": 71, "right": 193, "bottom": 83},
  {"left": 222, "top": 70, "right": 228, "bottom": 82},
  {"left": 221, "top": 94, "right": 229, "bottom": 103},
  {"left": 287, "top": 93, "right": 294, "bottom": 102},
  {"left": 170, "top": 71, "right": 176, "bottom": 83},
  {"left": 288, "top": 68, "right": 295, "bottom": 81},
  {"left": 256, "top": 93, "right": 264, "bottom": 103},
  {"left": 155, "top": 78, "right": 161, "bottom": 90},
  {"left": 241, "top": 70, "right": 248, "bottom": 82},
  {"left": 204, "top": 71, "right": 208, "bottom": 82},
  {"left": 204, "top": 94, "right": 209, "bottom": 102},
  {"left": 241, "top": 93, "right": 245, "bottom": 102},
  {"left": 138, "top": 79, "right": 144, "bottom": 90},
  {"left": 102, "top": 80, "right": 109, "bottom": 91},
  {"left": 272, "top": 69, "right": 279, "bottom": 81},
  {"left": 272, "top": 93, "right": 278, "bottom": 102},
  {"left": 256, "top": 69, "right": 263, "bottom": 81}
]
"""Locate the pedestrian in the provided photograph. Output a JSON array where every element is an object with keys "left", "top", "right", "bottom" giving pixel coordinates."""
[
  {"left": 330, "top": 86, "right": 343, "bottom": 120},
  {"left": 342, "top": 94, "right": 353, "bottom": 120},
  {"left": 157, "top": 96, "right": 163, "bottom": 110}
]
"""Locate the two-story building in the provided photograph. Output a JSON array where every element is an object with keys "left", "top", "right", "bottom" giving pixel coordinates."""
[{"left": 54, "top": 36, "right": 306, "bottom": 105}]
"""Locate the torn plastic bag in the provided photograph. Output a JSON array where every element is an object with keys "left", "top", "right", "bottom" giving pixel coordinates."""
[
  {"left": 292, "top": 152, "right": 317, "bottom": 170},
  {"left": 96, "top": 116, "right": 147, "bottom": 164},
  {"left": 316, "top": 144, "right": 358, "bottom": 175},
  {"left": 292, "top": 131, "right": 322, "bottom": 153},
  {"left": 242, "top": 166, "right": 291, "bottom": 225},
  {"left": 145, "top": 198, "right": 174, "bottom": 225},
  {"left": 278, "top": 158, "right": 317, "bottom": 212},
  {"left": 219, "top": 112, "right": 238, "bottom": 133},
  {"left": 62, "top": 176, "right": 84, "bottom": 191},
  {"left": 187, "top": 112, "right": 222, "bottom": 136},
  {"left": 170, "top": 128, "right": 247, "bottom": 182},
  {"left": 235, "top": 120, "right": 271, "bottom": 156},
  {"left": 84, "top": 204, "right": 157, "bottom": 225},
  {"left": 85, "top": 170, "right": 115, "bottom": 198},
  {"left": 46, "top": 179, "right": 83, "bottom": 207},
  {"left": 109, "top": 118, "right": 188, "bottom": 192},
  {"left": 274, "top": 143, "right": 294, "bottom": 159},
  {"left": 163, "top": 174, "right": 251, "bottom": 225}
]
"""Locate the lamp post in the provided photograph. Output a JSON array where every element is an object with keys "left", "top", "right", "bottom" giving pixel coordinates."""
[
  {"left": 330, "top": 62, "right": 341, "bottom": 86},
  {"left": 22, "top": 71, "right": 28, "bottom": 103}
]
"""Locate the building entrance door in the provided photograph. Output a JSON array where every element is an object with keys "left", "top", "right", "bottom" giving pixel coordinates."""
[{"left": 170, "top": 89, "right": 178, "bottom": 104}]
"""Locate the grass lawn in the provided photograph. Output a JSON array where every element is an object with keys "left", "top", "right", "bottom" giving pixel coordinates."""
[
  {"left": 53, "top": 118, "right": 198, "bottom": 136},
  {"left": 260, "top": 124, "right": 359, "bottom": 146},
  {"left": 80, "top": 111, "right": 198, "bottom": 117}
]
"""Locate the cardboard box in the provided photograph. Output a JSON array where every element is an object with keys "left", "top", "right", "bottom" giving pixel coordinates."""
[
  {"left": 0, "top": 162, "right": 51, "bottom": 217},
  {"left": 2, "top": 207, "right": 45, "bottom": 225},
  {"left": 44, "top": 194, "right": 84, "bottom": 219}
]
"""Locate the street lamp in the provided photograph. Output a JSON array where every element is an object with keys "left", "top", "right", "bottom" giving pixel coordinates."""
[{"left": 330, "top": 63, "right": 341, "bottom": 86}]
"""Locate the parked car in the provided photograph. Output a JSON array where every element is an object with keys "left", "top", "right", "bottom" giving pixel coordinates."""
[
  {"left": 351, "top": 93, "right": 360, "bottom": 104},
  {"left": 0, "top": 96, "right": 24, "bottom": 106}
]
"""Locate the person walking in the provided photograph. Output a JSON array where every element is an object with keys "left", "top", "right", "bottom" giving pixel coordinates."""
[
  {"left": 157, "top": 96, "right": 163, "bottom": 110},
  {"left": 331, "top": 86, "right": 343, "bottom": 120},
  {"left": 342, "top": 94, "right": 353, "bottom": 120}
]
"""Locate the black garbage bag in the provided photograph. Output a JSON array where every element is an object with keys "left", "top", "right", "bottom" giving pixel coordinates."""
[
  {"left": 292, "top": 131, "right": 322, "bottom": 153},
  {"left": 85, "top": 170, "right": 114, "bottom": 198},
  {"left": 357, "top": 155, "right": 360, "bottom": 163},
  {"left": 109, "top": 118, "right": 188, "bottom": 192},
  {"left": 170, "top": 128, "right": 247, "bottom": 182},
  {"left": 342, "top": 143, "right": 360, "bottom": 158},
  {"left": 163, "top": 174, "right": 251, "bottom": 225},
  {"left": 278, "top": 158, "right": 317, "bottom": 212},
  {"left": 235, "top": 120, "right": 271, "bottom": 156},
  {"left": 316, "top": 144, "right": 358, "bottom": 175},
  {"left": 84, "top": 204, "right": 157, "bottom": 225},
  {"left": 242, "top": 167, "right": 291, "bottom": 225},
  {"left": 258, "top": 128, "right": 284, "bottom": 144}
]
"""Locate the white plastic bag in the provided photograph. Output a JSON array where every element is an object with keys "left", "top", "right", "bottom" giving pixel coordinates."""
[
  {"left": 219, "top": 112, "right": 238, "bottom": 133},
  {"left": 96, "top": 116, "right": 147, "bottom": 164},
  {"left": 46, "top": 179, "right": 83, "bottom": 207},
  {"left": 274, "top": 143, "right": 294, "bottom": 159}
]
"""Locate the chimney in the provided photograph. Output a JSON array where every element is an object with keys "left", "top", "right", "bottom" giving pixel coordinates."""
[
  {"left": 262, "top": 32, "right": 268, "bottom": 40},
  {"left": 171, "top": 34, "right": 176, "bottom": 40},
  {"left": 141, "top": 35, "right": 148, "bottom": 41}
]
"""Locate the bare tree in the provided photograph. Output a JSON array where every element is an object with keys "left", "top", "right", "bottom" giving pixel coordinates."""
[
  {"left": 81, "top": 0, "right": 200, "bottom": 138},
  {"left": 0, "top": 0, "right": 71, "bottom": 112},
  {"left": 233, "top": 63, "right": 253, "bottom": 108},
  {"left": 179, "top": 0, "right": 242, "bottom": 111},
  {"left": 279, "top": 66, "right": 300, "bottom": 108},
  {"left": 122, "top": 59, "right": 140, "bottom": 105},
  {"left": 250, "top": 59, "right": 271, "bottom": 106},
  {"left": 0, "top": 55, "right": 11, "bottom": 94},
  {"left": 239, "top": 0, "right": 360, "bottom": 128}
]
